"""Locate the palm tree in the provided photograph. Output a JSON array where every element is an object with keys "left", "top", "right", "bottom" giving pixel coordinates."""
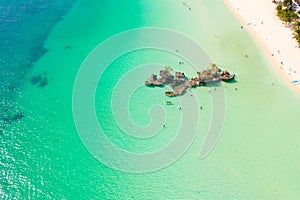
[
  {"left": 283, "top": 0, "right": 293, "bottom": 10},
  {"left": 277, "top": 7, "right": 298, "bottom": 25},
  {"left": 276, "top": 4, "right": 283, "bottom": 12},
  {"left": 293, "top": 34, "right": 300, "bottom": 44},
  {"left": 293, "top": 29, "right": 300, "bottom": 43},
  {"left": 287, "top": 11, "right": 298, "bottom": 24},
  {"left": 165, "top": 66, "right": 173, "bottom": 72},
  {"left": 209, "top": 63, "right": 217, "bottom": 68},
  {"left": 293, "top": 20, "right": 300, "bottom": 31}
]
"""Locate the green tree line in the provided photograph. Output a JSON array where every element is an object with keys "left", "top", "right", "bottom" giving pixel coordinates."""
[{"left": 276, "top": 1, "right": 300, "bottom": 46}]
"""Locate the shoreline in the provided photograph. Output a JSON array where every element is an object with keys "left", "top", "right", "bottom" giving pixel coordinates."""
[{"left": 224, "top": 0, "right": 300, "bottom": 93}]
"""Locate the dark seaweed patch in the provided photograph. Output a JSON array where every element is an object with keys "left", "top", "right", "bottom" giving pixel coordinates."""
[{"left": 31, "top": 72, "right": 48, "bottom": 87}]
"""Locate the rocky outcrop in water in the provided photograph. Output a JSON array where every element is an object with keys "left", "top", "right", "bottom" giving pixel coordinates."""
[
  {"left": 145, "top": 64, "right": 235, "bottom": 97},
  {"left": 145, "top": 69, "right": 174, "bottom": 86}
]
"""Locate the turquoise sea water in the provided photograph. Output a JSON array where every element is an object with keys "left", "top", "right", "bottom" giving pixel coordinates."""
[
  {"left": 1, "top": 0, "right": 300, "bottom": 199},
  {"left": 0, "top": 0, "right": 74, "bottom": 132}
]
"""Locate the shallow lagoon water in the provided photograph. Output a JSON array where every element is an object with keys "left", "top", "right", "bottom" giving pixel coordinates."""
[{"left": 1, "top": 0, "right": 300, "bottom": 199}]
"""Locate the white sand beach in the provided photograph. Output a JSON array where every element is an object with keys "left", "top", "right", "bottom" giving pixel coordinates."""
[{"left": 224, "top": 0, "right": 300, "bottom": 91}]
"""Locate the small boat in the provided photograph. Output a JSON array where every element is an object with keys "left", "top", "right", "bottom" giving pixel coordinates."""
[
  {"left": 292, "top": 80, "right": 300, "bottom": 85},
  {"left": 165, "top": 91, "right": 176, "bottom": 97},
  {"left": 221, "top": 74, "right": 235, "bottom": 82},
  {"left": 164, "top": 100, "right": 174, "bottom": 105},
  {"left": 221, "top": 70, "right": 235, "bottom": 82}
]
